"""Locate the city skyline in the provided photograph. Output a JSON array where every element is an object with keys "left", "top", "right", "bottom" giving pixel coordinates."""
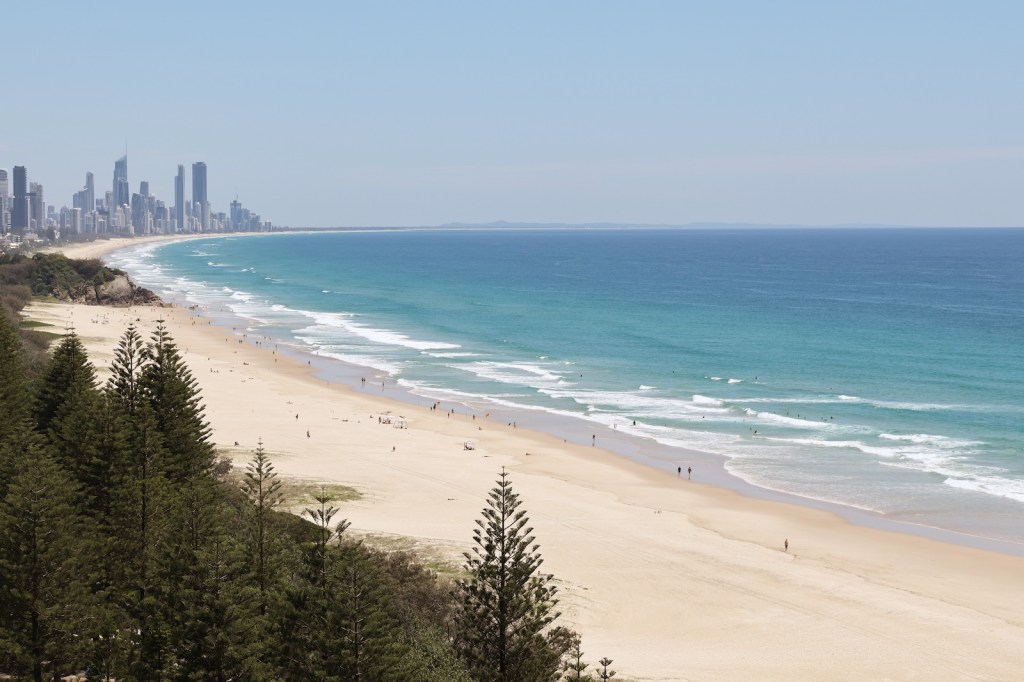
[
  {"left": 0, "top": 154, "right": 270, "bottom": 238},
  {"left": 2, "top": 2, "right": 1023, "bottom": 227}
]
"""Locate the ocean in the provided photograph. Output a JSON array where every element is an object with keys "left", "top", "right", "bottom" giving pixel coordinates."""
[{"left": 108, "top": 228, "right": 1024, "bottom": 548}]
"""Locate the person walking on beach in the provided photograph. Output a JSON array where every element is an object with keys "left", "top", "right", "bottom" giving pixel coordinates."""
[
  {"left": 677, "top": 466, "right": 681, "bottom": 476},
  {"left": 687, "top": 466, "right": 692, "bottom": 480},
  {"left": 784, "top": 539, "right": 789, "bottom": 552}
]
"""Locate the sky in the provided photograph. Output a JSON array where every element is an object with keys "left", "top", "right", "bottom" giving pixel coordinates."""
[{"left": 3, "top": 1, "right": 1022, "bottom": 227}]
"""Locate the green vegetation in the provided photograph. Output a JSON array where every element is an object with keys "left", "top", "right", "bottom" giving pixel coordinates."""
[
  {"left": 0, "top": 304, "right": 621, "bottom": 681},
  {"left": 0, "top": 252, "right": 121, "bottom": 302}
]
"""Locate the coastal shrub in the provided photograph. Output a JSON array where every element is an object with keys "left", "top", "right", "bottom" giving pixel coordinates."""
[{"left": 0, "top": 252, "right": 124, "bottom": 299}]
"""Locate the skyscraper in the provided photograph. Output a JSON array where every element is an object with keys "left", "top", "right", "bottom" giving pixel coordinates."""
[
  {"left": 192, "top": 161, "right": 209, "bottom": 230},
  {"left": 113, "top": 155, "right": 129, "bottom": 209},
  {"left": 84, "top": 172, "right": 95, "bottom": 213},
  {"left": 30, "top": 183, "right": 45, "bottom": 232},
  {"left": 12, "top": 166, "right": 29, "bottom": 233},
  {"left": 175, "top": 165, "right": 185, "bottom": 230},
  {"left": 0, "top": 169, "right": 8, "bottom": 234}
]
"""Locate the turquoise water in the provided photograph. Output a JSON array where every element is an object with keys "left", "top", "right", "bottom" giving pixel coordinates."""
[{"left": 109, "top": 228, "right": 1024, "bottom": 545}]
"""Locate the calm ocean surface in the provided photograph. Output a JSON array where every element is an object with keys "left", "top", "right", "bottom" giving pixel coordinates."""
[{"left": 108, "top": 228, "right": 1024, "bottom": 546}]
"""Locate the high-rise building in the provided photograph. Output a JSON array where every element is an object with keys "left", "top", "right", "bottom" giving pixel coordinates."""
[
  {"left": 30, "top": 183, "right": 45, "bottom": 232},
  {"left": 175, "top": 165, "right": 185, "bottom": 230},
  {"left": 84, "top": 172, "right": 95, "bottom": 213},
  {"left": 113, "top": 155, "right": 129, "bottom": 210},
  {"left": 0, "top": 169, "right": 8, "bottom": 234},
  {"left": 230, "top": 198, "right": 241, "bottom": 229},
  {"left": 12, "top": 166, "right": 29, "bottom": 233},
  {"left": 140, "top": 180, "right": 149, "bottom": 197},
  {"left": 131, "top": 193, "right": 146, "bottom": 235},
  {"left": 192, "top": 161, "right": 209, "bottom": 230}
]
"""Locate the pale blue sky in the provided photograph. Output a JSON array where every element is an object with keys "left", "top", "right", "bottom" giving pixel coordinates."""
[{"left": 4, "top": 1, "right": 1022, "bottom": 227}]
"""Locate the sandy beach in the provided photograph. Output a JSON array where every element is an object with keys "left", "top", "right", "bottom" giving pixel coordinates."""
[{"left": 21, "top": 236, "right": 1024, "bottom": 681}]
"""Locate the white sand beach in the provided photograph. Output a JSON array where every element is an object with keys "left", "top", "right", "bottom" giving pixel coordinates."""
[{"left": 21, "top": 236, "right": 1024, "bottom": 681}]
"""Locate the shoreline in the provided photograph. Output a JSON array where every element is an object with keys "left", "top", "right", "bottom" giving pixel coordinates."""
[
  {"left": 89, "top": 233, "right": 1024, "bottom": 556},
  {"left": 27, "top": 235, "right": 1024, "bottom": 680}
]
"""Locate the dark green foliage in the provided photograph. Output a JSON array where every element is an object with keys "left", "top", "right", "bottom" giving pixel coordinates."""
[
  {"left": 48, "top": 390, "right": 128, "bottom": 523},
  {"left": 241, "top": 440, "right": 285, "bottom": 618},
  {"left": 0, "top": 309, "right": 30, "bottom": 447},
  {"left": 162, "top": 478, "right": 249, "bottom": 681},
  {"left": 139, "top": 321, "right": 215, "bottom": 483},
  {"left": 0, "top": 451, "right": 93, "bottom": 681},
  {"left": 34, "top": 330, "right": 97, "bottom": 433},
  {"left": 457, "top": 469, "right": 564, "bottom": 682},
  {"left": 3, "top": 252, "right": 121, "bottom": 298},
  {"left": 30, "top": 252, "right": 85, "bottom": 297},
  {"left": 328, "top": 540, "right": 411, "bottom": 680},
  {"left": 116, "top": 400, "right": 174, "bottom": 681},
  {"left": 107, "top": 323, "right": 146, "bottom": 416},
  {"left": 0, "top": 317, "right": 605, "bottom": 682}
]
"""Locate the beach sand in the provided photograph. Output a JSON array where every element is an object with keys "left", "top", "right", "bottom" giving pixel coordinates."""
[{"left": 22, "top": 237, "right": 1024, "bottom": 681}]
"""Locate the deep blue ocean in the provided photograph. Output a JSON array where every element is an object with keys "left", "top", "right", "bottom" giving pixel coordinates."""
[{"left": 109, "top": 228, "right": 1024, "bottom": 545}]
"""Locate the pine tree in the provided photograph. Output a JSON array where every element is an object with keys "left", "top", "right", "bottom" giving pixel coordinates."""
[
  {"left": 139, "top": 321, "right": 215, "bottom": 483},
  {"left": 163, "top": 477, "right": 247, "bottom": 681},
  {"left": 107, "top": 323, "right": 146, "bottom": 417},
  {"left": 114, "top": 402, "right": 173, "bottom": 681},
  {"left": 457, "top": 469, "right": 562, "bottom": 682},
  {"left": 0, "top": 310, "right": 31, "bottom": 496},
  {"left": 596, "top": 657, "right": 616, "bottom": 681},
  {"left": 33, "top": 330, "right": 97, "bottom": 433},
  {"left": 561, "top": 632, "right": 593, "bottom": 681},
  {"left": 304, "top": 488, "right": 349, "bottom": 597},
  {"left": 0, "top": 452, "right": 93, "bottom": 682},
  {"left": 241, "top": 439, "right": 284, "bottom": 618},
  {"left": 329, "top": 541, "right": 411, "bottom": 681},
  {"left": 50, "top": 391, "right": 130, "bottom": 524}
]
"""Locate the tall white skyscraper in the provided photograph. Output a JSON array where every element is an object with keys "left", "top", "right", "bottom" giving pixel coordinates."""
[
  {"left": 192, "top": 161, "right": 209, "bottom": 230},
  {"left": 113, "top": 155, "right": 129, "bottom": 211},
  {"left": 175, "top": 165, "right": 185, "bottom": 230},
  {"left": 84, "top": 171, "right": 95, "bottom": 213}
]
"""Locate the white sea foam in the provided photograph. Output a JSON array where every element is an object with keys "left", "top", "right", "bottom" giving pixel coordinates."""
[
  {"left": 728, "top": 378, "right": 743, "bottom": 384},
  {"left": 396, "top": 379, "right": 522, "bottom": 402},
  {"left": 296, "top": 310, "right": 461, "bottom": 351},
  {"left": 835, "top": 395, "right": 978, "bottom": 412},
  {"left": 692, "top": 394, "right": 724, "bottom": 407},
  {"left": 638, "top": 384, "right": 655, "bottom": 391},
  {"left": 879, "top": 433, "right": 982, "bottom": 448},
  {"left": 942, "top": 476, "right": 1024, "bottom": 503},
  {"left": 743, "top": 409, "right": 831, "bottom": 429},
  {"left": 540, "top": 388, "right": 730, "bottom": 419},
  {"left": 459, "top": 362, "right": 569, "bottom": 389},
  {"left": 776, "top": 437, "right": 914, "bottom": 458},
  {"left": 313, "top": 350, "right": 404, "bottom": 376},
  {"left": 423, "top": 351, "right": 480, "bottom": 358}
]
